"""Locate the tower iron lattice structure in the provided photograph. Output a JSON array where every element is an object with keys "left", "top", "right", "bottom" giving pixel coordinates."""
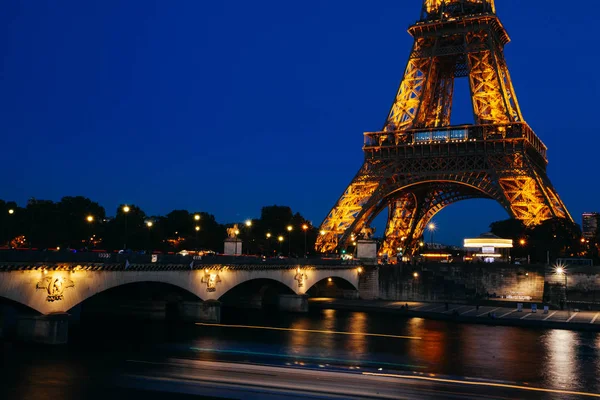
[{"left": 316, "top": 0, "right": 572, "bottom": 257}]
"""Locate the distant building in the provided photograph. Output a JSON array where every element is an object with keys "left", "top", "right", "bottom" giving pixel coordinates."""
[
  {"left": 463, "top": 232, "right": 513, "bottom": 263},
  {"left": 582, "top": 212, "right": 599, "bottom": 240}
]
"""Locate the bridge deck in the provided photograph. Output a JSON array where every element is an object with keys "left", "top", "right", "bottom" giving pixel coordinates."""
[{"left": 0, "top": 252, "right": 360, "bottom": 271}]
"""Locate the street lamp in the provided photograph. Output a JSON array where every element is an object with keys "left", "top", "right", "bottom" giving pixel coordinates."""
[
  {"left": 85, "top": 215, "right": 94, "bottom": 250},
  {"left": 413, "top": 272, "right": 419, "bottom": 279},
  {"left": 122, "top": 205, "right": 130, "bottom": 250},
  {"left": 244, "top": 220, "right": 253, "bottom": 253},
  {"left": 302, "top": 224, "right": 309, "bottom": 257},
  {"left": 555, "top": 264, "right": 568, "bottom": 310},
  {"left": 266, "top": 232, "right": 272, "bottom": 256},
  {"left": 4, "top": 208, "right": 15, "bottom": 247},
  {"left": 278, "top": 235, "right": 284, "bottom": 255},
  {"left": 194, "top": 214, "right": 200, "bottom": 221},
  {"left": 287, "top": 225, "right": 293, "bottom": 257},
  {"left": 146, "top": 221, "right": 153, "bottom": 252},
  {"left": 428, "top": 223, "right": 436, "bottom": 247}
]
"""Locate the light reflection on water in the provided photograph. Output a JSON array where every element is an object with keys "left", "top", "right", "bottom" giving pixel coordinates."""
[
  {"left": 543, "top": 330, "right": 579, "bottom": 390},
  {"left": 2, "top": 308, "right": 600, "bottom": 396}
]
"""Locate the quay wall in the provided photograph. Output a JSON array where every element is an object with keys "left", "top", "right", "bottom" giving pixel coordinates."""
[{"left": 376, "top": 263, "right": 545, "bottom": 302}]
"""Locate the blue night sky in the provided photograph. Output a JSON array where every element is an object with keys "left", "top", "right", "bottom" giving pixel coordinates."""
[{"left": 1, "top": 1, "right": 599, "bottom": 245}]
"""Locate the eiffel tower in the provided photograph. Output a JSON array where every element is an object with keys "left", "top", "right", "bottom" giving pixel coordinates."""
[{"left": 316, "top": 0, "right": 572, "bottom": 257}]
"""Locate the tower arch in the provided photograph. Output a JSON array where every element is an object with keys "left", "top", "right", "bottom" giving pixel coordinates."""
[{"left": 316, "top": 0, "right": 572, "bottom": 256}]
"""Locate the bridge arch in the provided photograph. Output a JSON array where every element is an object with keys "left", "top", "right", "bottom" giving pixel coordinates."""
[
  {"left": 73, "top": 281, "right": 203, "bottom": 312},
  {"left": 0, "top": 267, "right": 361, "bottom": 315},
  {"left": 218, "top": 277, "right": 296, "bottom": 300},
  {"left": 0, "top": 270, "right": 208, "bottom": 314},
  {"left": 305, "top": 275, "right": 359, "bottom": 298}
]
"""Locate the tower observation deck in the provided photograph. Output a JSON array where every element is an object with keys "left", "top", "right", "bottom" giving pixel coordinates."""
[{"left": 316, "top": 0, "right": 572, "bottom": 257}]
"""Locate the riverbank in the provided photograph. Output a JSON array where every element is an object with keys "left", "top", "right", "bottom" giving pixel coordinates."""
[{"left": 309, "top": 298, "right": 600, "bottom": 332}]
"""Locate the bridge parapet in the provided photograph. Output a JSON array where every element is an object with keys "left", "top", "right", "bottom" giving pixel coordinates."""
[{"left": 0, "top": 251, "right": 359, "bottom": 270}]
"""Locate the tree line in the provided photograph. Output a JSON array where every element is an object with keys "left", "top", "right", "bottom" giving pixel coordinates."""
[
  {"left": 0, "top": 197, "right": 317, "bottom": 256},
  {"left": 489, "top": 217, "right": 597, "bottom": 264},
  {"left": 1, "top": 196, "right": 595, "bottom": 262}
]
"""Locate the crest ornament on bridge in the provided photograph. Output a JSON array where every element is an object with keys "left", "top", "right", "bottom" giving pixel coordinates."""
[
  {"left": 201, "top": 270, "right": 221, "bottom": 292},
  {"left": 36, "top": 276, "right": 74, "bottom": 302},
  {"left": 294, "top": 268, "right": 306, "bottom": 288}
]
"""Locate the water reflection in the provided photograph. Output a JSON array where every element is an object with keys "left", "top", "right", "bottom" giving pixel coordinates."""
[
  {"left": 407, "top": 320, "right": 446, "bottom": 369},
  {"left": 345, "top": 312, "right": 367, "bottom": 358},
  {"left": 288, "top": 317, "right": 310, "bottom": 354},
  {"left": 3, "top": 310, "right": 600, "bottom": 397},
  {"left": 543, "top": 330, "right": 578, "bottom": 390}
]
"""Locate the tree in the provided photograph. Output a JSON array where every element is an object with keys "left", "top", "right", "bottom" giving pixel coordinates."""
[
  {"left": 102, "top": 204, "right": 147, "bottom": 251},
  {"left": 489, "top": 218, "right": 528, "bottom": 258},
  {"left": 25, "top": 199, "right": 60, "bottom": 249},
  {"left": 489, "top": 218, "right": 526, "bottom": 240},
  {"left": 241, "top": 205, "right": 316, "bottom": 257},
  {"left": 527, "top": 218, "right": 582, "bottom": 263},
  {"left": 56, "top": 196, "right": 106, "bottom": 249}
]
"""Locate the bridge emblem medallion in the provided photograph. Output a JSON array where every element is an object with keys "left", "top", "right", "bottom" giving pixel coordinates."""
[
  {"left": 201, "top": 269, "right": 221, "bottom": 292},
  {"left": 36, "top": 275, "right": 75, "bottom": 302},
  {"left": 294, "top": 268, "right": 306, "bottom": 288}
]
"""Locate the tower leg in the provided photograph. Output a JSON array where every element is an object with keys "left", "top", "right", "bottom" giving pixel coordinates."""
[{"left": 316, "top": 162, "right": 382, "bottom": 253}]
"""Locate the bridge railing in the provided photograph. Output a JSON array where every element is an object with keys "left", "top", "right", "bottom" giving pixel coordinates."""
[{"left": 0, "top": 250, "right": 360, "bottom": 267}]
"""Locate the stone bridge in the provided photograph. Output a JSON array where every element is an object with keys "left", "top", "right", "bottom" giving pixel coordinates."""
[{"left": 0, "top": 253, "right": 362, "bottom": 315}]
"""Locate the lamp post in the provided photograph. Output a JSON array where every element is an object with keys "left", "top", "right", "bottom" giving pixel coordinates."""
[
  {"left": 194, "top": 214, "right": 200, "bottom": 251},
  {"left": 519, "top": 238, "right": 529, "bottom": 264},
  {"left": 4, "top": 208, "right": 15, "bottom": 247},
  {"left": 266, "top": 233, "right": 272, "bottom": 256},
  {"left": 278, "top": 235, "right": 284, "bottom": 256},
  {"left": 86, "top": 215, "right": 94, "bottom": 250},
  {"left": 302, "top": 224, "right": 309, "bottom": 257},
  {"left": 245, "top": 220, "right": 252, "bottom": 254},
  {"left": 428, "top": 223, "right": 436, "bottom": 247},
  {"left": 122, "top": 205, "right": 130, "bottom": 250},
  {"left": 287, "top": 225, "right": 293, "bottom": 257},
  {"left": 555, "top": 265, "right": 568, "bottom": 311},
  {"left": 146, "top": 221, "right": 153, "bottom": 252}
]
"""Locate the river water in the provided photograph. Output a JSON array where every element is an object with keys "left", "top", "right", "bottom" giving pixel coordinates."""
[{"left": 2, "top": 307, "right": 600, "bottom": 399}]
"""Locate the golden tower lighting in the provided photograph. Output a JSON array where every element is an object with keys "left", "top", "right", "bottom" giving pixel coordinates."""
[{"left": 316, "top": 0, "right": 571, "bottom": 257}]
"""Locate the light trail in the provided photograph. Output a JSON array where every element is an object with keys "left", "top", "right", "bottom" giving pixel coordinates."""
[
  {"left": 188, "top": 347, "right": 427, "bottom": 369},
  {"left": 363, "top": 372, "right": 600, "bottom": 398},
  {"left": 196, "top": 322, "right": 421, "bottom": 340}
]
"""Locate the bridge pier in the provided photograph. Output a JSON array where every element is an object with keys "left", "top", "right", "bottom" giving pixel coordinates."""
[
  {"left": 175, "top": 300, "right": 221, "bottom": 323},
  {"left": 15, "top": 312, "right": 69, "bottom": 345},
  {"left": 277, "top": 294, "right": 308, "bottom": 313}
]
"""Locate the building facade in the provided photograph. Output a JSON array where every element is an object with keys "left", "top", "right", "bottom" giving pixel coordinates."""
[{"left": 582, "top": 212, "right": 599, "bottom": 240}]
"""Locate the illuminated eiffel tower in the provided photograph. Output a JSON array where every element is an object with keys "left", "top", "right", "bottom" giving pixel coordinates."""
[{"left": 316, "top": 0, "right": 572, "bottom": 257}]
